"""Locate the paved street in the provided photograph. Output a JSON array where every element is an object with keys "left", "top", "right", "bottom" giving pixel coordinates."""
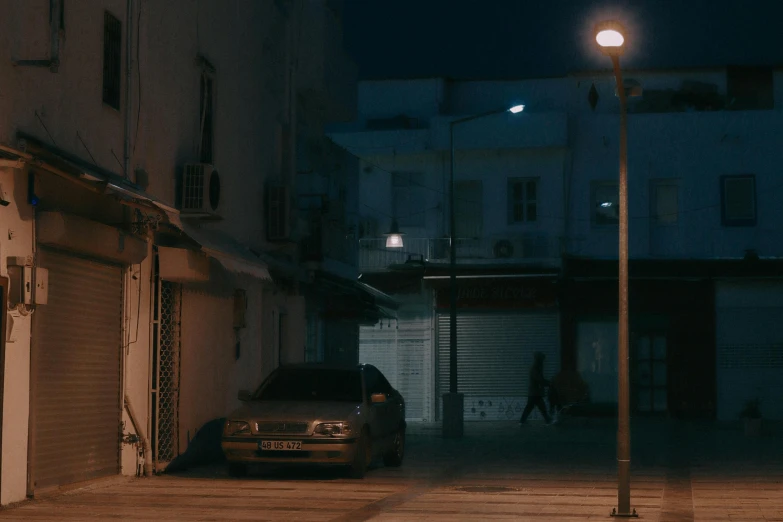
[{"left": 1, "top": 418, "right": 782, "bottom": 521}]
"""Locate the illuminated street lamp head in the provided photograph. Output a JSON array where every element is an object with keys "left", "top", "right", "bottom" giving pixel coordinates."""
[
  {"left": 508, "top": 104, "right": 525, "bottom": 114},
  {"left": 595, "top": 20, "right": 626, "bottom": 56}
]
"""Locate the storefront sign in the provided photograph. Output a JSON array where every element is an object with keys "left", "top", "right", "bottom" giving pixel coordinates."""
[{"left": 435, "top": 279, "right": 557, "bottom": 309}]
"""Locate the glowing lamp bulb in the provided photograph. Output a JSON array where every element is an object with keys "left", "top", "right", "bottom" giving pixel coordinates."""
[{"left": 596, "top": 29, "right": 624, "bottom": 48}]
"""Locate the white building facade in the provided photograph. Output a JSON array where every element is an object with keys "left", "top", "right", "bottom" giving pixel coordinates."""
[
  {"left": 0, "top": 0, "right": 372, "bottom": 504},
  {"left": 329, "top": 68, "right": 783, "bottom": 423}
]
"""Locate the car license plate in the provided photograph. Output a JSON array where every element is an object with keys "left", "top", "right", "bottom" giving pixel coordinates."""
[{"left": 259, "top": 440, "right": 302, "bottom": 451}]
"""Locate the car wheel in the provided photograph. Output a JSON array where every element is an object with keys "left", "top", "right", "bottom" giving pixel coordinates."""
[
  {"left": 350, "top": 428, "right": 370, "bottom": 479},
  {"left": 383, "top": 426, "right": 405, "bottom": 467},
  {"left": 228, "top": 462, "right": 247, "bottom": 478}
]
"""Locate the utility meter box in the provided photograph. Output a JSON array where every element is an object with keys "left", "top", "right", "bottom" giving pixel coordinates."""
[{"left": 7, "top": 257, "right": 48, "bottom": 306}]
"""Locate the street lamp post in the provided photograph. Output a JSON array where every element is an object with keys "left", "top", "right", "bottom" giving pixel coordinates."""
[
  {"left": 595, "top": 21, "right": 637, "bottom": 518},
  {"left": 442, "top": 104, "right": 525, "bottom": 439}
]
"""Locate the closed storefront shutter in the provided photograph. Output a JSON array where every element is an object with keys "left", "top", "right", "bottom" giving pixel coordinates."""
[
  {"left": 360, "top": 306, "right": 433, "bottom": 421},
  {"left": 31, "top": 249, "right": 123, "bottom": 490},
  {"left": 437, "top": 311, "right": 560, "bottom": 421},
  {"left": 715, "top": 281, "right": 783, "bottom": 421}
]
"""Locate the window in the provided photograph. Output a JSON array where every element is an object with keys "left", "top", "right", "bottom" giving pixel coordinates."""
[
  {"left": 455, "top": 180, "right": 483, "bottom": 238},
  {"left": 727, "top": 66, "right": 774, "bottom": 111},
  {"left": 256, "top": 369, "right": 362, "bottom": 402},
  {"left": 651, "top": 180, "right": 679, "bottom": 225},
  {"left": 392, "top": 172, "right": 426, "bottom": 227},
  {"left": 721, "top": 175, "right": 756, "bottom": 227},
  {"left": 507, "top": 177, "right": 538, "bottom": 224},
  {"left": 591, "top": 181, "right": 619, "bottom": 225},
  {"left": 577, "top": 321, "right": 618, "bottom": 403},
  {"left": 364, "top": 366, "right": 392, "bottom": 398},
  {"left": 102, "top": 11, "right": 122, "bottom": 109},
  {"left": 199, "top": 70, "right": 215, "bottom": 164}
]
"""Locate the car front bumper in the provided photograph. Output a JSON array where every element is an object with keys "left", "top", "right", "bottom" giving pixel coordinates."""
[{"left": 221, "top": 436, "right": 359, "bottom": 465}]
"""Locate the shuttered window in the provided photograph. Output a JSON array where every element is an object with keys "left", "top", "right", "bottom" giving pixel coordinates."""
[{"left": 102, "top": 11, "right": 122, "bottom": 109}]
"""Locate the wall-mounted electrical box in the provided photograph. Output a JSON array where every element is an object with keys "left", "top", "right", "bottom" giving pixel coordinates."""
[{"left": 7, "top": 256, "right": 48, "bottom": 306}]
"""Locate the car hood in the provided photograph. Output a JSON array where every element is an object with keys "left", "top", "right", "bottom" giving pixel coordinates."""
[{"left": 227, "top": 400, "right": 362, "bottom": 422}]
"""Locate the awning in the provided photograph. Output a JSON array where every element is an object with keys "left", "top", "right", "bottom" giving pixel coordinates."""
[
  {"left": 15, "top": 132, "right": 180, "bottom": 217},
  {"left": 8, "top": 134, "right": 274, "bottom": 282},
  {"left": 356, "top": 280, "right": 399, "bottom": 314},
  {"left": 172, "top": 222, "right": 272, "bottom": 282},
  {"left": 314, "top": 272, "right": 399, "bottom": 322}
]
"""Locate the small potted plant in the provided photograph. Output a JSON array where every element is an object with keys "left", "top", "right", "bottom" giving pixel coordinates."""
[{"left": 740, "top": 398, "right": 762, "bottom": 437}]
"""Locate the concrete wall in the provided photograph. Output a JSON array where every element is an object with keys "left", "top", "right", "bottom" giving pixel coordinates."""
[
  {"left": 120, "top": 249, "right": 153, "bottom": 476},
  {"left": 569, "top": 110, "right": 783, "bottom": 260},
  {"left": 0, "top": 167, "right": 34, "bottom": 505}
]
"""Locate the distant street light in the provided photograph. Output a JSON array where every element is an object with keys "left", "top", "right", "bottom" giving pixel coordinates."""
[
  {"left": 595, "top": 20, "right": 637, "bottom": 519},
  {"left": 443, "top": 103, "right": 524, "bottom": 439}
]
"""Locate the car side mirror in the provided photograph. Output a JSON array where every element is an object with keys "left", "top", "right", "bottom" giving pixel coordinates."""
[
  {"left": 371, "top": 393, "right": 386, "bottom": 404},
  {"left": 238, "top": 389, "right": 252, "bottom": 401}
]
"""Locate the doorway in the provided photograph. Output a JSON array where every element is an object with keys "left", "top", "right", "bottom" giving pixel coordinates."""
[{"left": 634, "top": 333, "right": 668, "bottom": 413}]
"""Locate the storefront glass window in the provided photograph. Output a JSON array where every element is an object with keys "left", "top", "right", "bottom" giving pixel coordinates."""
[{"left": 577, "top": 321, "right": 619, "bottom": 403}]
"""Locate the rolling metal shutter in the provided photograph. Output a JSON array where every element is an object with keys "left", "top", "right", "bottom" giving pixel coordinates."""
[
  {"left": 436, "top": 311, "right": 560, "bottom": 420},
  {"left": 31, "top": 249, "right": 123, "bottom": 490},
  {"left": 715, "top": 281, "right": 783, "bottom": 421},
  {"left": 360, "top": 307, "right": 433, "bottom": 421}
]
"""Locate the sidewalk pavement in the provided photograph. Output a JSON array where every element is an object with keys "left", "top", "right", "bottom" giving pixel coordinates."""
[{"left": 0, "top": 417, "right": 781, "bottom": 521}]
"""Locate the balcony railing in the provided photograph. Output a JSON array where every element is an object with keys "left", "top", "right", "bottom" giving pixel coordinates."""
[{"left": 358, "top": 235, "right": 562, "bottom": 272}]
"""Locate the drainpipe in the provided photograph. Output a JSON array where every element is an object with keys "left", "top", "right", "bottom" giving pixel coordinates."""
[
  {"left": 124, "top": 395, "right": 153, "bottom": 477},
  {"left": 124, "top": 0, "right": 134, "bottom": 180},
  {"left": 49, "top": 0, "right": 60, "bottom": 72}
]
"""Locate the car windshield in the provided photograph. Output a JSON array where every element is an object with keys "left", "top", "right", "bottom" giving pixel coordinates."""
[{"left": 254, "top": 368, "right": 363, "bottom": 402}]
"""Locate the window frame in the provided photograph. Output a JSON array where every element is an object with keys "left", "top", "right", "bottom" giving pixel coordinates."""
[
  {"left": 455, "top": 179, "right": 483, "bottom": 238},
  {"left": 720, "top": 174, "right": 757, "bottom": 227},
  {"left": 650, "top": 179, "right": 680, "bottom": 226},
  {"left": 507, "top": 177, "right": 539, "bottom": 225},
  {"left": 591, "top": 180, "right": 620, "bottom": 226}
]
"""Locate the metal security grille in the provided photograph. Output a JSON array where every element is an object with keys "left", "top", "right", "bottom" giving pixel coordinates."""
[
  {"left": 359, "top": 306, "right": 433, "bottom": 422},
  {"left": 152, "top": 260, "right": 181, "bottom": 471}
]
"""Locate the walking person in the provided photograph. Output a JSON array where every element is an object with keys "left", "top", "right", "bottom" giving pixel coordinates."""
[{"left": 519, "top": 352, "right": 552, "bottom": 425}]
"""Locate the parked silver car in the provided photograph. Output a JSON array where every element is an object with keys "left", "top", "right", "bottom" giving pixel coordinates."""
[{"left": 221, "top": 363, "right": 406, "bottom": 478}]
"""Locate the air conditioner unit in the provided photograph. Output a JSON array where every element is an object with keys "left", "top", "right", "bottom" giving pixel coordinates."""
[
  {"left": 179, "top": 163, "right": 221, "bottom": 218},
  {"left": 493, "top": 239, "right": 515, "bottom": 259},
  {"left": 267, "top": 184, "right": 290, "bottom": 241}
]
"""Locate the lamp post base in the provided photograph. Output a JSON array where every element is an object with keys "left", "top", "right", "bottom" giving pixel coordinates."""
[
  {"left": 442, "top": 393, "right": 464, "bottom": 439},
  {"left": 610, "top": 508, "right": 638, "bottom": 518}
]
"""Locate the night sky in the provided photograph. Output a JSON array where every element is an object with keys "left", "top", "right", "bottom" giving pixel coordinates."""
[{"left": 343, "top": 0, "right": 783, "bottom": 79}]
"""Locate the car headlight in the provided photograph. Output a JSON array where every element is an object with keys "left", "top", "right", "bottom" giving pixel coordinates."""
[
  {"left": 224, "top": 420, "right": 251, "bottom": 436},
  {"left": 314, "top": 422, "right": 352, "bottom": 436}
]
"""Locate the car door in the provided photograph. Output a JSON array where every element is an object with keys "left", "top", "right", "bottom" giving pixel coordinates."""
[
  {"left": 364, "top": 366, "right": 393, "bottom": 445},
  {"left": 375, "top": 368, "right": 404, "bottom": 433}
]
